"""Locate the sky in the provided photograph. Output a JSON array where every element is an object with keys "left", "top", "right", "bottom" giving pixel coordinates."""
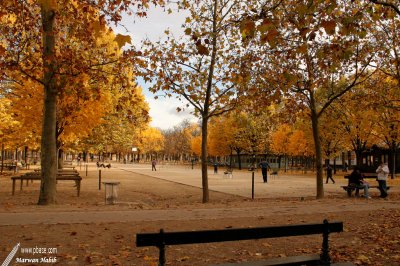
[{"left": 115, "top": 5, "right": 197, "bottom": 130}]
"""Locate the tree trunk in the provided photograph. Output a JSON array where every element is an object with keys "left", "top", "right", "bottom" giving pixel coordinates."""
[
  {"left": 310, "top": 105, "right": 324, "bottom": 199},
  {"left": 201, "top": 116, "right": 209, "bottom": 203},
  {"left": 1, "top": 143, "right": 4, "bottom": 174},
  {"left": 38, "top": 3, "right": 58, "bottom": 205},
  {"left": 333, "top": 158, "right": 337, "bottom": 174},
  {"left": 355, "top": 149, "right": 363, "bottom": 167},
  {"left": 58, "top": 148, "right": 64, "bottom": 169},
  {"left": 278, "top": 155, "right": 281, "bottom": 169},
  {"left": 229, "top": 148, "right": 233, "bottom": 168},
  {"left": 390, "top": 147, "right": 396, "bottom": 179},
  {"left": 236, "top": 150, "right": 242, "bottom": 170},
  {"left": 198, "top": 0, "right": 218, "bottom": 203}
]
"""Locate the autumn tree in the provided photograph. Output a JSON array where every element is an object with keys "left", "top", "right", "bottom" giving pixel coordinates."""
[
  {"left": 162, "top": 120, "right": 197, "bottom": 162},
  {"left": 208, "top": 117, "right": 233, "bottom": 158},
  {"left": 241, "top": 1, "right": 374, "bottom": 198},
  {"left": 80, "top": 83, "right": 150, "bottom": 162},
  {"left": 139, "top": 127, "right": 164, "bottom": 160},
  {"left": 365, "top": 73, "right": 400, "bottom": 177},
  {"left": 191, "top": 135, "right": 202, "bottom": 157},
  {"left": 0, "top": 0, "right": 163, "bottom": 205},
  {"left": 318, "top": 109, "right": 345, "bottom": 169},
  {"left": 362, "top": 2, "right": 400, "bottom": 176},
  {"left": 330, "top": 84, "right": 380, "bottom": 168},
  {"left": 0, "top": 96, "right": 21, "bottom": 172},
  {"left": 140, "top": 0, "right": 244, "bottom": 202},
  {"left": 287, "top": 126, "right": 315, "bottom": 170},
  {"left": 270, "top": 124, "right": 291, "bottom": 171}
]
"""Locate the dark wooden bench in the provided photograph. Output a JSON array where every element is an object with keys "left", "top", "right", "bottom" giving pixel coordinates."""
[
  {"left": 11, "top": 171, "right": 82, "bottom": 196},
  {"left": 1, "top": 162, "right": 18, "bottom": 173},
  {"left": 342, "top": 174, "right": 390, "bottom": 197},
  {"left": 136, "top": 219, "right": 353, "bottom": 266},
  {"left": 341, "top": 185, "right": 391, "bottom": 197}
]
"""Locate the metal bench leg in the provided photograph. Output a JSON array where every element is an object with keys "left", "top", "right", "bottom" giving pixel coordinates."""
[
  {"left": 77, "top": 180, "right": 81, "bottom": 197},
  {"left": 320, "top": 219, "right": 332, "bottom": 264},
  {"left": 157, "top": 229, "right": 166, "bottom": 266}
]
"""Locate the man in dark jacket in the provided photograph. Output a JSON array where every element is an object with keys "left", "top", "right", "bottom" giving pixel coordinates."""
[
  {"left": 258, "top": 160, "right": 271, "bottom": 183},
  {"left": 325, "top": 164, "right": 335, "bottom": 184},
  {"left": 348, "top": 167, "right": 370, "bottom": 198}
]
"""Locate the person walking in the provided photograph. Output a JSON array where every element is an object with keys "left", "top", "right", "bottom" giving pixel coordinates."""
[
  {"left": 258, "top": 160, "right": 271, "bottom": 183},
  {"left": 376, "top": 162, "right": 389, "bottom": 198},
  {"left": 151, "top": 159, "right": 157, "bottom": 171},
  {"left": 325, "top": 164, "right": 335, "bottom": 184},
  {"left": 213, "top": 162, "right": 218, "bottom": 174}
]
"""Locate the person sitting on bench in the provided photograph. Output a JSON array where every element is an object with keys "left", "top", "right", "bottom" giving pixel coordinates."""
[
  {"left": 348, "top": 166, "right": 370, "bottom": 199},
  {"left": 97, "top": 162, "right": 111, "bottom": 168}
]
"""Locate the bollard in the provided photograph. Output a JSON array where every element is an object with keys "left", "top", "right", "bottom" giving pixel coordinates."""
[
  {"left": 99, "top": 169, "right": 102, "bottom": 190},
  {"left": 251, "top": 171, "right": 255, "bottom": 199},
  {"left": 85, "top": 164, "right": 88, "bottom": 176}
]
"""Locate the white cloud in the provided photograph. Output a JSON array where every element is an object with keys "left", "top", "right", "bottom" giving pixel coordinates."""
[
  {"left": 147, "top": 96, "right": 198, "bottom": 130},
  {"left": 118, "top": 5, "right": 188, "bottom": 45},
  {"left": 114, "top": 5, "right": 191, "bottom": 130}
]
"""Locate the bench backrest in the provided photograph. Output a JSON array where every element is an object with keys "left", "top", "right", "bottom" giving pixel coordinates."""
[
  {"left": 136, "top": 219, "right": 343, "bottom": 266},
  {"left": 12, "top": 173, "right": 81, "bottom": 180},
  {"left": 344, "top": 173, "right": 377, "bottom": 179}
]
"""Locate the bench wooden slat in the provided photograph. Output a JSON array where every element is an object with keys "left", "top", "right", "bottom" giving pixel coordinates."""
[
  {"left": 344, "top": 173, "right": 377, "bottom": 179},
  {"left": 136, "top": 222, "right": 343, "bottom": 247}
]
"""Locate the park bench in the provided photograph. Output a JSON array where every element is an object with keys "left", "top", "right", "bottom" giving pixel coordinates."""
[
  {"left": 136, "top": 219, "right": 353, "bottom": 266},
  {"left": 342, "top": 173, "right": 390, "bottom": 197},
  {"left": 1, "top": 162, "right": 18, "bottom": 173},
  {"left": 224, "top": 167, "right": 233, "bottom": 178},
  {"left": 11, "top": 171, "right": 81, "bottom": 196}
]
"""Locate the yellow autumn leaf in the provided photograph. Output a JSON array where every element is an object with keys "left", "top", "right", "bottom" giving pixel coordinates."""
[
  {"left": 70, "top": 0, "right": 79, "bottom": 9},
  {"left": 6, "top": 14, "right": 17, "bottom": 24},
  {"left": 114, "top": 34, "right": 131, "bottom": 49}
]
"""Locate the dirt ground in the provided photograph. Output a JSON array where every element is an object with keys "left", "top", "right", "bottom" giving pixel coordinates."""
[{"left": 0, "top": 166, "right": 399, "bottom": 266}]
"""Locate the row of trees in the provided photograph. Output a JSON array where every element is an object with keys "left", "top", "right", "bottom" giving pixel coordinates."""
[
  {"left": 138, "top": 0, "right": 400, "bottom": 202},
  {"left": 1, "top": 0, "right": 399, "bottom": 204},
  {"left": 139, "top": 70, "right": 399, "bottom": 174}
]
